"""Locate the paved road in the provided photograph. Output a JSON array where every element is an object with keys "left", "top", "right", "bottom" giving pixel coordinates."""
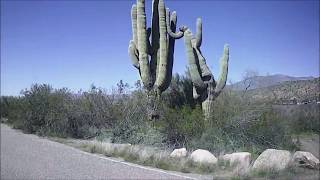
[{"left": 1, "top": 124, "right": 210, "bottom": 180}]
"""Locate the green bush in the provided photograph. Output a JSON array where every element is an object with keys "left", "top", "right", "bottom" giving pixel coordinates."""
[
  {"left": 1, "top": 84, "right": 117, "bottom": 138},
  {"left": 189, "top": 108, "right": 296, "bottom": 154},
  {"left": 111, "top": 90, "right": 165, "bottom": 146},
  {"left": 289, "top": 104, "right": 320, "bottom": 134},
  {"left": 1, "top": 96, "right": 29, "bottom": 130},
  {"left": 158, "top": 105, "right": 204, "bottom": 148}
]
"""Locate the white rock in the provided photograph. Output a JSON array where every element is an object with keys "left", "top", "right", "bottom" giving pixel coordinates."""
[
  {"left": 292, "top": 151, "right": 320, "bottom": 169},
  {"left": 223, "top": 152, "right": 251, "bottom": 168},
  {"left": 252, "top": 149, "right": 291, "bottom": 171},
  {"left": 190, "top": 149, "right": 217, "bottom": 164},
  {"left": 222, "top": 152, "right": 251, "bottom": 175},
  {"left": 170, "top": 148, "right": 187, "bottom": 158}
]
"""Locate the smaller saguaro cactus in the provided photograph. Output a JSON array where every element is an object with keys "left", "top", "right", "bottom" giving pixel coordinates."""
[
  {"left": 183, "top": 18, "right": 229, "bottom": 120},
  {"left": 129, "top": 0, "right": 186, "bottom": 119}
]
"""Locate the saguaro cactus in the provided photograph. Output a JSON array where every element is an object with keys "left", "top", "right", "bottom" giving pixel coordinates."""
[
  {"left": 183, "top": 18, "right": 229, "bottom": 120},
  {"left": 129, "top": 0, "right": 186, "bottom": 119}
]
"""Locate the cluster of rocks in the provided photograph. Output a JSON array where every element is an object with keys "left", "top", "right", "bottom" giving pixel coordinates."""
[
  {"left": 170, "top": 148, "right": 319, "bottom": 174},
  {"left": 171, "top": 148, "right": 219, "bottom": 164}
]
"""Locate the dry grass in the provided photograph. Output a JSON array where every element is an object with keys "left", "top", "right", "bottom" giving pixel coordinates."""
[
  {"left": 54, "top": 139, "right": 227, "bottom": 174},
  {"left": 50, "top": 138, "right": 320, "bottom": 180}
]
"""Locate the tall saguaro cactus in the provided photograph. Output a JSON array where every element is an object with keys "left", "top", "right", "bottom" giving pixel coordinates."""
[
  {"left": 129, "top": 0, "right": 186, "bottom": 119},
  {"left": 184, "top": 18, "right": 230, "bottom": 121}
]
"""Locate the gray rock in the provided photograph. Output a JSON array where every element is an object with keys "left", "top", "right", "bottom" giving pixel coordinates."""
[
  {"left": 190, "top": 149, "right": 217, "bottom": 164},
  {"left": 252, "top": 149, "right": 291, "bottom": 171},
  {"left": 222, "top": 152, "right": 251, "bottom": 167},
  {"left": 170, "top": 148, "right": 187, "bottom": 158},
  {"left": 292, "top": 151, "right": 320, "bottom": 169}
]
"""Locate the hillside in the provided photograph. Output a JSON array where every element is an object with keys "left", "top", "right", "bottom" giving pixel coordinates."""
[
  {"left": 230, "top": 74, "right": 315, "bottom": 91},
  {"left": 244, "top": 77, "right": 320, "bottom": 104}
]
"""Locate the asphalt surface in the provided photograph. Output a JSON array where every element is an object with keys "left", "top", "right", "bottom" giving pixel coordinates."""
[{"left": 1, "top": 124, "right": 210, "bottom": 180}]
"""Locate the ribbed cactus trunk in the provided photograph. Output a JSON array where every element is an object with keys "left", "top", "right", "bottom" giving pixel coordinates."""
[
  {"left": 183, "top": 18, "right": 230, "bottom": 121},
  {"left": 201, "top": 83, "right": 215, "bottom": 120},
  {"left": 129, "top": 0, "right": 186, "bottom": 119}
]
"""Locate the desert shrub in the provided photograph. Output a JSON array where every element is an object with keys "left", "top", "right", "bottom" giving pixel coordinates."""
[
  {"left": 35, "top": 88, "right": 73, "bottom": 137},
  {"left": 66, "top": 86, "right": 118, "bottom": 138},
  {"left": 1, "top": 83, "right": 119, "bottom": 138},
  {"left": 244, "top": 110, "right": 295, "bottom": 151},
  {"left": 11, "top": 84, "right": 70, "bottom": 136},
  {"left": 163, "top": 73, "right": 196, "bottom": 109},
  {"left": 21, "top": 84, "right": 54, "bottom": 133},
  {"left": 110, "top": 80, "right": 202, "bottom": 147},
  {"left": 272, "top": 104, "right": 320, "bottom": 135},
  {"left": 187, "top": 86, "right": 296, "bottom": 154},
  {"left": 111, "top": 90, "right": 165, "bottom": 146},
  {"left": 17, "top": 84, "right": 77, "bottom": 136},
  {"left": 1, "top": 96, "right": 29, "bottom": 130},
  {"left": 189, "top": 109, "right": 295, "bottom": 154},
  {"left": 1, "top": 73, "right": 315, "bottom": 156},
  {"left": 0, "top": 96, "right": 11, "bottom": 117},
  {"left": 111, "top": 92, "right": 145, "bottom": 144},
  {"left": 1, "top": 82, "right": 150, "bottom": 140},
  {"left": 157, "top": 105, "right": 204, "bottom": 148},
  {"left": 288, "top": 104, "right": 320, "bottom": 134}
]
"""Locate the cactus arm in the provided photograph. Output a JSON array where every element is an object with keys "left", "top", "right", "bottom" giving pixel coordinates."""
[
  {"left": 195, "top": 18, "right": 202, "bottom": 48},
  {"left": 162, "top": 8, "right": 178, "bottom": 91},
  {"left": 166, "top": 9, "right": 184, "bottom": 39},
  {"left": 131, "top": 4, "right": 138, "bottom": 47},
  {"left": 214, "top": 44, "right": 229, "bottom": 94},
  {"left": 128, "top": 40, "right": 139, "bottom": 69},
  {"left": 137, "top": 0, "right": 151, "bottom": 89},
  {"left": 150, "top": 0, "right": 159, "bottom": 85},
  {"left": 167, "top": 10, "right": 177, "bottom": 63},
  {"left": 155, "top": 0, "right": 169, "bottom": 92},
  {"left": 191, "top": 18, "right": 211, "bottom": 80},
  {"left": 130, "top": 4, "right": 139, "bottom": 69},
  {"left": 192, "top": 43, "right": 212, "bottom": 81},
  {"left": 184, "top": 29, "right": 207, "bottom": 89}
]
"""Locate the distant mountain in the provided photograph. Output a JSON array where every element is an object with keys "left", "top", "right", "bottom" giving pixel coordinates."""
[
  {"left": 244, "top": 77, "right": 320, "bottom": 104},
  {"left": 229, "top": 74, "right": 315, "bottom": 91}
]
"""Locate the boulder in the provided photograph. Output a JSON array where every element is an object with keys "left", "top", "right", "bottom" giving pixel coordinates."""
[
  {"left": 252, "top": 149, "right": 291, "bottom": 171},
  {"left": 292, "top": 151, "right": 320, "bottom": 169},
  {"left": 170, "top": 148, "right": 187, "bottom": 158},
  {"left": 190, "top": 149, "right": 217, "bottom": 164},
  {"left": 222, "top": 152, "right": 251, "bottom": 168}
]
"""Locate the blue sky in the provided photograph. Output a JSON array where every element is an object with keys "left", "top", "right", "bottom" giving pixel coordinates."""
[{"left": 1, "top": 0, "right": 319, "bottom": 96}]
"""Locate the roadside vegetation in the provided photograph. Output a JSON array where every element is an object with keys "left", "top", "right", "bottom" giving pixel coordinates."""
[
  {"left": 54, "top": 138, "right": 224, "bottom": 174},
  {"left": 50, "top": 137, "right": 319, "bottom": 179},
  {"left": 1, "top": 72, "right": 319, "bottom": 178}
]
